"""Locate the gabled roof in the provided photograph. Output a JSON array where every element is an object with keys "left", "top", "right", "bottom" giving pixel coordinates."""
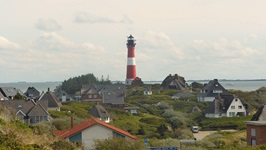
[
  {"left": 0, "top": 92, "right": 8, "bottom": 100},
  {"left": 53, "top": 118, "right": 137, "bottom": 140},
  {"left": 28, "top": 103, "right": 49, "bottom": 117},
  {"left": 81, "top": 84, "right": 126, "bottom": 104},
  {"left": 81, "top": 84, "right": 126, "bottom": 94},
  {"left": 252, "top": 104, "right": 266, "bottom": 121},
  {"left": 205, "top": 94, "right": 234, "bottom": 114},
  {"left": 0, "top": 99, "right": 36, "bottom": 113},
  {"left": 83, "top": 86, "right": 99, "bottom": 94},
  {"left": 0, "top": 99, "right": 48, "bottom": 117},
  {"left": 191, "top": 106, "right": 201, "bottom": 113},
  {"left": 24, "top": 87, "right": 40, "bottom": 98},
  {"left": 161, "top": 74, "right": 188, "bottom": 90},
  {"left": 198, "top": 79, "right": 230, "bottom": 97},
  {"left": 102, "top": 91, "right": 124, "bottom": 104},
  {"left": 39, "top": 91, "right": 61, "bottom": 108},
  {"left": 0, "top": 87, "right": 20, "bottom": 97},
  {"left": 89, "top": 104, "right": 110, "bottom": 118},
  {"left": 54, "top": 90, "right": 72, "bottom": 100},
  {"left": 144, "top": 86, "right": 152, "bottom": 91}
]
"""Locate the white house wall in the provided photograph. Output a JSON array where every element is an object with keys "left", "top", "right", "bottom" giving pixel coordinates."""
[
  {"left": 82, "top": 124, "right": 113, "bottom": 150},
  {"left": 226, "top": 98, "right": 246, "bottom": 117}
]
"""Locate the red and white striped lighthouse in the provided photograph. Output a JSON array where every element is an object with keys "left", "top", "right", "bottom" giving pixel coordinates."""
[{"left": 126, "top": 34, "right": 136, "bottom": 85}]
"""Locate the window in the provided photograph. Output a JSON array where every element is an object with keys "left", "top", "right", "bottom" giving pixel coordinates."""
[
  {"left": 235, "top": 99, "right": 238, "bottom": 101},
  {"left": 229, "top": 112, "right": 235, "bottom": 117},
  {"left": 93, "top": 95, "right": 97, "bottom": 98},
  {"left": 40, "top": 116, "right": 43, "bottom": 121},
  {"left": 251, "top": 128, "right": 256, "bottom": 136},
  {"left": 113, "top": 131, "right": 125, "bottom": 138},
  {"left": 88, "top": 95, "right": 92, "bottom": 98},
  {"left": 252, "top": 139, "right": 256, "bottom": 146},
  {"left": 35, "top": 116, "right": 40, "bottom": 123},
  {"left": 213, "top": 90, "right": 222, "bottom": 93},
  {"left": 231, "top": 106, "right": 235, "bottom": 109},
  {"left": 238, "top": 106, "right": 242, "bottom": 109}
]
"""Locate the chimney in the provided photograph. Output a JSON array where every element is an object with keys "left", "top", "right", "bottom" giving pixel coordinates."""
[{"left": 48, "top": 88, "right": 50, "bottom": 92}]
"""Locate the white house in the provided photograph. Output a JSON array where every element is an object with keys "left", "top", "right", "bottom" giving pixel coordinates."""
[
  {"left": 124, "top": 107, "right": 139, "bottom": 115},
  {"left": 53, "top": 118, "right": 137, "bottom": 149},
  {"left": 205, "top": 94, "right": 247, "bottom": 118},
  {"left": 144, "top": 86, "right": 152, "bottom": 95}
]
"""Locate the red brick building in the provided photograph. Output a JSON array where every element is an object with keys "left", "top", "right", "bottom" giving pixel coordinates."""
[{"left": 245, "top": 121, "right": 266, "bottom": 146}]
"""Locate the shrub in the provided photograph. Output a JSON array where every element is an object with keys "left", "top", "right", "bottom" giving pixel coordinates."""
[
  {"left": 94, "top": 138, "right": 146, "bottom": 150},
  {"left": 139, "top": 117, "right": 165, "bottom": 125},
  {"left": 50, "top": 140, "right": 76, "bottom": 150},
  {"left": 148, "top": 138, "right": 180, "bottom": 147}
]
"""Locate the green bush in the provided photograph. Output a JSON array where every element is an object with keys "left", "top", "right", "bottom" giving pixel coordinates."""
[
  {"left": 199, "top": 116, "right": 251, "bottom": 130},
  {"left": 94, "top": 138, "right": 146, "bottom": 150},
  {"left": 50, "top": 140, "right": 76, "bottom": 150},
  {"left": 139, "top": 117, "right": 165, "bottom": 125}
]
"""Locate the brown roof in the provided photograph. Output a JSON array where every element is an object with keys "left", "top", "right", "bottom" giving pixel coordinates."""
[
  {"left": 39, "top": 91, "right": 61, "bottom": 108},
  {"left": 0, "top": 99, "right": 49, "bottom": 117},
  {"left": 53, "top": 118, "right": 137, "bottom": 140},
  {"left": 89, "top": 104, "right": 110, "bottom": 118}
]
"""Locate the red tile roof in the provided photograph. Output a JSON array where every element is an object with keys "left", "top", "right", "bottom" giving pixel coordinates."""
[{"left": 53, "top": 118, "right": 137, "bottom": 140}]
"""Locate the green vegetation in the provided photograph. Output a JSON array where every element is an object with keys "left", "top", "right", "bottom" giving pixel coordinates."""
[
  {"left": 58, "top": 73, "right": 111, "bottom": 94},
  {"left": 3, "top": 77, "right": 266, "bottom": 149},
  {"left": 200, "top": 116, "right": 252, "bottom": 130},
  {"left": 183, "top": 130, "right": 266, "bottom": 150},
  {"left": 0, "top": 106, "right": 82, "bottom": 150},
  {"left": 94, "top": 138, "right": 146, "bottom": 150}
]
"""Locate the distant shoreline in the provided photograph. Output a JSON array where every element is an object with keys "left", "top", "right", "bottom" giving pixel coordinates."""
[
  {"left": 186, "top": 79, "right": 266, "bottom": 82},
  {"left": 1, "top": 79, "right": 266, "bottom": 84}
]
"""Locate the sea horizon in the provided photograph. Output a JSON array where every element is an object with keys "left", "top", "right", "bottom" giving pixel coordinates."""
[{"left": 1, "top": 79, "right": 266, "bottom": 93}]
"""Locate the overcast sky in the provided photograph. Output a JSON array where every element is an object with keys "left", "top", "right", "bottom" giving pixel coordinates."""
[{"left": 1, "top": 0, "right": 266, "bottom": 82}]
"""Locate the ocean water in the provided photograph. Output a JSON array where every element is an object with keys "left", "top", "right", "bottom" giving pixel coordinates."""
[
  {"left": 0, "top": 80, "right": 266, "bottom": 93},
  {"left": 144, "top": 80, "right": 266, "bottom": 91},
  {"left": 188, "top": 80, "right": 266, "bottom": 91},
  {"left": 0, "top": 82, "right": 62, "bottom": 93}
]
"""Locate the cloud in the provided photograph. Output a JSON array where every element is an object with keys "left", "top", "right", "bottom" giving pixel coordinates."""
[
  {"left": 188, "top": 38, "right": 259, "bottom": 60},
  {"left": 74, "top": 12, "right": 133, "bottom": 24},
  {"left": 0, "top": 32, "right": 117, "bottom": 82},
  {"left": 74, "top": 12, "right": 116, "bottom": 23},
  {"left": 35, "top": 18, "right": 62, "bottom": 32},
  {"left": 0, "top": 36, "right": 20, "bottom": 50},
  {"left": 138, "top": 31, "right": 185, "bottom": 60},
  {"left": 34, "top": 32, "right": 77, "bottom": 51},
  {"left": 120, "top": 15, "right": 133, "bottom": 24}
]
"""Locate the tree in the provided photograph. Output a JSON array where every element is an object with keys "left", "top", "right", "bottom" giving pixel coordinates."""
[
  {"left": 59, "top": 73, "right": 113, "bottom": 94},
  {"left": 157, "top": 124, "right": 168, "bottom": 136},
  {"left": 14, "top": 93, "right": 26, "bottom": 100},
  {"left": 137, "top": 126, "right": 146, "bottom": 135}
]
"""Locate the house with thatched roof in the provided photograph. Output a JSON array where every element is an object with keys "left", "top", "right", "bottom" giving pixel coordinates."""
[{"left": 161, "top": 74, "right": 188, "bottom": 90}]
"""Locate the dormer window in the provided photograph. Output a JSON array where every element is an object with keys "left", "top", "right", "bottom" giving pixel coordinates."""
[
  {"left": 18, "top": 105, "right": 22, "bottom": 110},
  {"left": 213, "top": 90, "right": 222, "bottom": 93}
]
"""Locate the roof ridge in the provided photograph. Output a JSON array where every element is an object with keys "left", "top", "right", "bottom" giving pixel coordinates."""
[{"left": 54, "top": 118, "right": 137, "bottom": 140}]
